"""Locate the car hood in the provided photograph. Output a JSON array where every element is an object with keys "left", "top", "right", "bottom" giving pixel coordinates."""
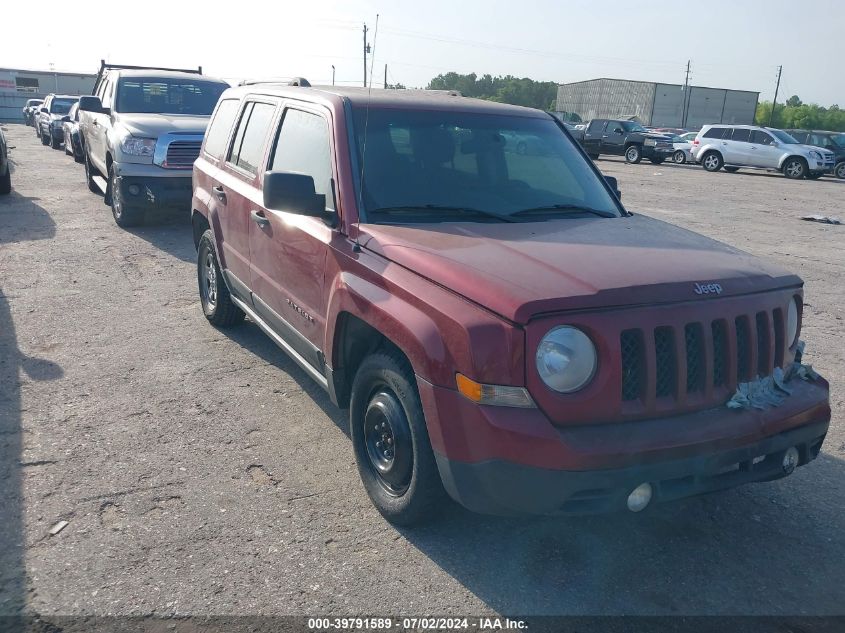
[
  {"left": 795, "top": 143, "right": 833, "bottom": 156},
  {"left": 359, "top": 215, "right": 801, "bottom": 324},
  {"left": 113, "top": 112, "right": 210, "bottom": 137}
]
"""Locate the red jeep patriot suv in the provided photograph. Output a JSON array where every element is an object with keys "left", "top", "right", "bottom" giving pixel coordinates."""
[{"left": 191, "top": 81, "right": 830, "bottom": 525}]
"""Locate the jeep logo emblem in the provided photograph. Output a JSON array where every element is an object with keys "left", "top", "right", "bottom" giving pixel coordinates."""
[{"left": 694, "top": 282, "right": 723, "bottom": 296}]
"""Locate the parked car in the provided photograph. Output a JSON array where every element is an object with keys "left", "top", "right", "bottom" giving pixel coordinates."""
[
  {"left": 691, "top": 125, "right": 836, "bottom": 179},
  {"left": 77, "top": 61, "right": 228, "bottom": 227},
  {"left": 22, "top": 99, "right": 43, "bottom": 126},
  {"left": 783, "top": 129, "right": 845, "bottom": 179},
  {"left": 0, "top": 127, "right": 11, "bottom": 195},
  {"left": 191, "top": 82, "right": 829, "bottom": 525},
  {"left": 62, "top": 102, "right": 84, "bottom": 162},
  {"left": 652, "top": 127, "right": 688, "bottom": 136},
  {"left": 35, "top": 94, "right": 79, "bottom": 149},
  {"left": 670, "top": 134, "right": 693, "bottom": 164},
  {"left": 580, "top": 119, "right": 674, "bottom": 163}
]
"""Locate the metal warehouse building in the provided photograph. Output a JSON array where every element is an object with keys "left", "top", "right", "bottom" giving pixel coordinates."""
[
  {"left": 0, "top": 67, "right": 96, "bottom": 122},
  {"left": 556, "top": 78, "right": 759, "bottom": 129}
]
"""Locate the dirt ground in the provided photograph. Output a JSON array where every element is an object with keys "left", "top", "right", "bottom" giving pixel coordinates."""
[{"left": 0, "top": 122, "right": 843, "bottom": 619}]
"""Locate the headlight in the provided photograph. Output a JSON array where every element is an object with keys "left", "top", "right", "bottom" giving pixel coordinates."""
[
  {"left": 644, "top": 138, "right": 656, "bottom": 146},
  {"left": 786, "top": 297, "right": 800, "bottom": 348},
  {"left": 809, "top": 150, "right": 822, "bottom": 160},
  {"left": 120, "top": 136, "right": 156, "bottom": 156},
  {"left": 536, "top": 326, "right": 597, "bottom": 393}
]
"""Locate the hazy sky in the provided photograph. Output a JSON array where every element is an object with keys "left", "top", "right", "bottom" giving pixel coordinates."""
[{"left": 4, "top": 0, "right": 843, "bottom": 105}]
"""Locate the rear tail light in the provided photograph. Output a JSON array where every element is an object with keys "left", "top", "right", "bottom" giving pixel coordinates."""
[{"left": 692, "top": 139, "right": 700, "bottom": 145}]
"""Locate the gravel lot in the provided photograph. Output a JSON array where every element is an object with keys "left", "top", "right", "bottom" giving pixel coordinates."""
[{"left": 1, "top": 122, "right": 843, "bottom": 619}]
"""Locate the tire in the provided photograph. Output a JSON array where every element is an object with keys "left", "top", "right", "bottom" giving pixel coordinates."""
[
  {"left": 724, "top": 166, "right": 740, "bottom": 173},
  {"left": 701, "top": 151, "right": 723, "bottom": 172},
  {"left": 197, "top": 229, "right": 244, "bottom": 327},
  {"left": 782, "top": 157, "right": 807, "bottom": 180},
  {"left": 50, "top": 134, "right": 61, "bottom": 150},
  {"left": 834, "top": 162, "right": 845, "bottom": 180},
  {"left": 624, "top": 145, "right": 642, "bottom": 164},
  {"left": 0, "top": 166, "right": 11, "bottom": 195},
  {"left": 83, "top": 150, "right": 100, "bottom": 193},
  {"left": 40, "top": 131, "right": 50, "bottom": 146},
  {"left": 65, "top": 141, "right": 73, "bottom": 156},
  {"left": 108, "top": 164, "right": 144, "bottom": 227},
  {"left": 650, "top": 157, "right": 665, "bottom": 165},
  {"left": 350, "top": 350, "right": 447, "bottom": 526},
  {"left": 673, "top": 150, "right": 686, "bottom": 164}
]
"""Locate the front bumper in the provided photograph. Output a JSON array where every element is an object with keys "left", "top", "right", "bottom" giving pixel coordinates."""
[
  {"left": 418, "top": 376, "right": 830, "bottom": 515},
  {"left": 643, "top": 145, "right": 674, "bottom": 159},
  {"left": 115, "top": 174, "right": 193, "bottom": 211}
]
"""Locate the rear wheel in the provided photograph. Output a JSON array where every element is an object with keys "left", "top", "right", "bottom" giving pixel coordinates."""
[
  {"left": 84, "top": 150, "right": 100, "bottom": 193},
  {"left": 783, "top": 157, "right": 807, "bottom": 180},
  {"left": 624, "top": 145, "right": 642, "bottom": 164},
  {"left": 350, "top": 350, "right": 447, "bottom": 526},
  {"left": 834, "top": 162, "right": 845, "bottom": 180},
  {"left": 702, "top": 151, "right": 723, "bottom": 172},
  {"left": 108, "top": 164, "right": 143, "bottom": 227},
  {"left": 724, "top": 166, "right": 740, "bottom": 173},
  {"left": 197, "top": 229, "right": 244, "bottom": 327},
  {"left": 40, "top": 131, "right": 50, "bottom": 146},
  {"left": 673, "top": 150, "right": 686, "bottom": 164}
]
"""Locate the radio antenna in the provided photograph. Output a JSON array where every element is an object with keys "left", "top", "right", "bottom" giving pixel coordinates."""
[{"left": 354, "top": 13, "right": 379, "bottom": 252}]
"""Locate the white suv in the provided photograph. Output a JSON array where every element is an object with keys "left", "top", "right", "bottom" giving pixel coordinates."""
[{"left": 691, "top": 125, "right": 835, "bottom": 180}]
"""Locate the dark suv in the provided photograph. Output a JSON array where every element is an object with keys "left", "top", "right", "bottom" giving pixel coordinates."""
[
  {"left": 784, "top": 130, "right": 845, "bottom": 179},
  {"left": 191, "top": 82, "right": 829, "bottom": 525},
  {"left": 580, "top": 119, "right": 674, "bottom": 164}
]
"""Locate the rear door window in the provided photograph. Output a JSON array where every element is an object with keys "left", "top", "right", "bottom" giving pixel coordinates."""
[
  {"left": 270, "top": 107, "right": 335, "bottom": 211},
  {"left": 204, "top": 99, "right": 240, "bottom": 160},
  {"left": 730, "top": 128, "right": 750, "bottom": 142},
  {"left": 227, "top": 101, "right": 277, "bottom": 175}
]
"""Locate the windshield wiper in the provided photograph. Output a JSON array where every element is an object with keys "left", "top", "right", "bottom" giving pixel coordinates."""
[
  {"left": 511, "top": 204, "right": 615, "bottom": 218},
  {"left": 370, "top": 205, "right": 518, "bottom": 223}
]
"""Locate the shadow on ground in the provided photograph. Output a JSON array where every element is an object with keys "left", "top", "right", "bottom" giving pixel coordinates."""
[{"left": 124, "top": 213, "right": 194, "bottom": 263}]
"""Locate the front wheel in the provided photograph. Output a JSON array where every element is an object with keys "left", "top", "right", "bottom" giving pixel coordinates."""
[
  {"left": 833, "top": 162, "right": 845, "bottom": 180},
  {"left": 350, "top": 350, "right": 447, "bottom": 526},
  {"left": 84, "top": 151, "right": 100, "bottom": 193},
  {"left": 197, "top": 229, "right": 244, "bottom": 327},
  {"left": 624, "top": 145, "right": 642, "bottom": 164},
  {"left": 783, "top": 157, "right": 807, "bottom": 180},
  {"left": 0, "top": 166, "right": 11, "bottom": 195},
  {"left": 702, "top": 152, "right": 723, "bottom": 172},
  {"left": 673, "top": 150, "right": 686, "bottom": 164},
  {"left": 108, "top": 165, "right": 143, "bottom": 227}
]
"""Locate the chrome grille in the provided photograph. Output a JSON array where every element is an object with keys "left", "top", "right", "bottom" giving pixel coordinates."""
[{"left": 164, "top": 140, "right": 202, "bottom": 168}]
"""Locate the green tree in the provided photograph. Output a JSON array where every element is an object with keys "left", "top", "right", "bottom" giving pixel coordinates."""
[
  {"left": 755, "top": 99, "right": 845, "bottom": 131},
  {"left": 426, "top": 72, "right": 558, "bottom": 111},
  {"left": 786, "top": 95, "right": 802, "bottom": 108}
]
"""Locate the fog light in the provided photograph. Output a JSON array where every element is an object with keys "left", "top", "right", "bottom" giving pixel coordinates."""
[
  {"left": 782, "top": 447, "right": 799, "bottom": 474},
  {"left": 127, "top": 184, "right": 141, "bottom": 196},
  {"left": 627, "top": 483, "right": 653, "bottom": 512}
]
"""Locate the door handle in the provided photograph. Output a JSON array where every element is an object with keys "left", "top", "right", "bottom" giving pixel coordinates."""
[
  {"left": 250, "top": 209, "right": 270, "bottom": 227},
  {"left": 212, "top": 185, "right": 226, "bottom": 202}
]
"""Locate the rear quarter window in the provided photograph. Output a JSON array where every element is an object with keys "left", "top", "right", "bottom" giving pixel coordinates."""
[{"left": 204, "top": 99, "right": 240, "bottom": 160}]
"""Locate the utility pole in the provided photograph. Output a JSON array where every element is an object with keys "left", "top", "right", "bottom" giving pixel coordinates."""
[
  {"left": 681, "top": 59, "right": 691, "bottom": 128},
  {"left": 384, "top": 64, "right": 387, "bottom": 89},
  {"left": 363, "top": 23, "right": 371, "bottom": 87},
  {"left": 769, "top": 65, "right": 783, "bottom": 126},
  {"left": 331, "top": 65, "right": 335, "bottom": 86}
]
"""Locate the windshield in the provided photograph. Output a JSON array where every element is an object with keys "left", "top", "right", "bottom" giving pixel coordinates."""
[
  {"left": 770, "top": 129, "right": 799, "bottom": 144},
  {"left": 115, "top": 78, "right": 227, "bottom": 115},
  {"left": 830, "top": 133, "right": 845, "bottom": 148},
  {"left": 50, "top": 98, "right": 77, "bottom": 114},
  {"left": 621, "top": 121, "right": 647, "bottom": 133},
  {"left": 352, "top": 108, "right": 621, "bottom": 223}
]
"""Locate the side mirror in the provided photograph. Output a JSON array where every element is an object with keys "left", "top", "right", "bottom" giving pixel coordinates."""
[
  {"left": 614, "top": 127, "right": 624, "bottom": 134},
  {"left": 604, "top": 175, "right": 622, "bottom": 200},
  {"left": 79, "top": 95, "right": 109, "bottom": 115},
  {"left": 263, "top": 171, "right": 330, "bottom": 220},
  {"left": 40, "top": 107, "right": 48, "bottom": 114},
  {"left": 62, "top": 116, "right": 71, "bottom": 122}
]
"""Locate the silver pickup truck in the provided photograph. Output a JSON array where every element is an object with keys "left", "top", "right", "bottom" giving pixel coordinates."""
[{"left": 78, "top": 61, "right": 228, "bottom": 227}]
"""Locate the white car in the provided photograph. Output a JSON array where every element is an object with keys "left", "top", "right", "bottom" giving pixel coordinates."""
[
  {"left": 691, "top": 125, "right": 835, "bottom": 179},
  {"left": 671, "top": 132, "right": 697, "bottom": 163}
]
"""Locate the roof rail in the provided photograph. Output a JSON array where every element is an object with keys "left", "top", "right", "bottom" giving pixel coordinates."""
[
  {"left": 99, "top": 60, "right": 203, "bottom": 75},
  {"left": 238, "top": 77, "right": 312, "bottom": 87}
]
